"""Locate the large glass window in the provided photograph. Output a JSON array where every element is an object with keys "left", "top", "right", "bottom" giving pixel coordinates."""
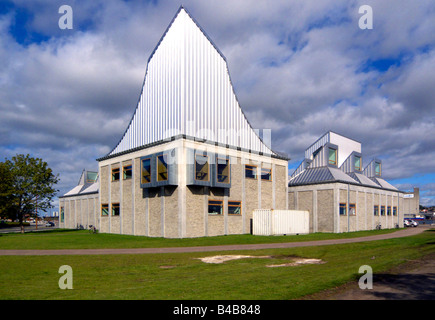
[
  {"left": 208, "top": 200, "right": 223, "bottom": 215},
  {"left": 393, "top": 206, "right": 397, "bottom": 216},
  {"left": 380, "top": 205, "right": 385, "bottom": 216},
  {"left": 217, "top": 158, "right": 230, "bottom": 183},
  {"left": 387, "top": 206, "right": 391, "bottom": 216},
  {"left": 157, "top": 155, "right": 168, "bottom": 182},
  {"left": 245, "top": 165, "right": 257, "bottom": 179},
  {"left": 228, "top": 201, "right": 242, "bottom": 215},
  {"left": 195, "top": 154, "right": 209, "bottom": 181},
  {"left": 328, "top": 148, "right": 337, "bottom": 165},
  {"left": 354, "top": 156, "right": 361, "bottom": 171},
  {"left": 339, "top": 203, "right": 347, "bottom": 215},
  {"left": 141, "top": 158, "right": 151, "bottom": 184},
  {"left": 60, "top": 207, "right": 64, "bottom": 222}
]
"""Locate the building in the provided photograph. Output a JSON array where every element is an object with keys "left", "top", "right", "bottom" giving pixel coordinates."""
[
  {"left": 403, "top": 187, "right": 420, "bottom": 218},
  {"left": 288, "top": 131, "right": 404, "bottom": 233},
  {"left": 59, "top": 6, "right": 289, "bottom": 237}
]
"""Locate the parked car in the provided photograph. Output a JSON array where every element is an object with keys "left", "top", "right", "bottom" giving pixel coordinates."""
[
  {"left": 410, "top": 220, "right": 418, "bottom": 227},
  {"left": 45, "top": 221, "right": 55, "bottom": 227},
  {"left": 404, "top": 219, "right": 411, "bottom": 227}
]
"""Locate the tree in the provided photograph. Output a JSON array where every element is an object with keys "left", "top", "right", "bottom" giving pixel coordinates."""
[{"left": 0, "top": 154, "right": 59, "bottom": 233}]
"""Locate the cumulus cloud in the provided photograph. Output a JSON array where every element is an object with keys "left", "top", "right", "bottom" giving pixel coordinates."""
[{"left": 1, "top": 0, "right": 435, "bottom": 207}]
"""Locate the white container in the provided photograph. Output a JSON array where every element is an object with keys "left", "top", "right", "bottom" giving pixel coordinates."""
[{"left": 253, "top": 209, "right": 309, "bottom": 235}]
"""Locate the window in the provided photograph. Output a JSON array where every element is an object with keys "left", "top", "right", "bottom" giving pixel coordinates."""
[
  {"left": 349, "top": 203, "right": 356, "bottom": 216},
  {"left": 157, "top": 155, "right": 168, "bottom": 182},
  {"left": 387, "top": 206, "right": 391, "bottom": 216},
  {"left": 86, "top": 172, "right": 98, "bottom": 183},
  {"left": 261, "top": 168, "right": 272, "bottom": 181},
  {"left": 101, "top": 204, "right": 109, "bottom": 216},
  {"left": 374, "top": 205, "right": 379, "bottom": 216},
  {"left": 111, "top": 167, "right": 120, "bottom": 181},
  {"left": 123, "top": 165, "right": 132, "bottom": 180},
  {"left": 245, "top": 165, "right": 257, "bottom": 179},
  {"left": 354, "top": 156, "right": 362, "bottom": 171},
  {"left": 208, "top": 200, "right": 223, "bottom": 215},
  {"left": 393, "top": 206, "right": 397, "bottom": 216},
  {"left": 112, "top": 203, "right": 120, "bottom": 216},
  {"left": 328, "top": 148, "right": 337, "bottom": 165},
  {"left": 228, "top": 201, "right": 242, "bottom": 215},
  {"left": 141, "top": 158, "right": 151, "bottom": 184},
  {"left": 380, "top": 205, "right": 385, "bottom": 216},
  {"left": 217, "top": 158, "right": 230, "bottom": 183},
  {"left": 60, "top": 207, "right": 64, "bottom": 222},
  {"left": 195, "top": 154, "right": 209, "bottom": 181},
  {"left": 375, "top": 162, "right": 381, "bottom": 176},
  {"left": 339, "top": 203, "right": 347, "bottom": 215}
]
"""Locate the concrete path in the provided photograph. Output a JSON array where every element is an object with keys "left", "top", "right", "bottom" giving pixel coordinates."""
[{"left": 0, "top": 225, "right": 429, "bottom": 256}]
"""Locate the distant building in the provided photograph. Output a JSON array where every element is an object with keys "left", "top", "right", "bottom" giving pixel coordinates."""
[
  {"left": 403, "top": 187, "right": 420, "bottom": 218},
  {"left": 288, "top": 131, "right": 404, "bottom": 233}
]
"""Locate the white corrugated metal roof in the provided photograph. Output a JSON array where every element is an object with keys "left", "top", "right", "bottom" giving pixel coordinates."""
[{"left": 105, "top": 6, "right": 277, "bottom": 159}]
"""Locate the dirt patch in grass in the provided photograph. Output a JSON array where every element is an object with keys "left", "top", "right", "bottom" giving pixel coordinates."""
[
  {"left": 266, "top": 258, "right": 325, "bottom": 268},
  {"left": 197, "top": 255, "right": 270, "bottom": 264},
  {"left": 196, "top": 254, "right": 325, "bottom": 267}
]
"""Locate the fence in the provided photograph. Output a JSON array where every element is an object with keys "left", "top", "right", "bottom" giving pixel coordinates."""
[{"left": 253, "top": 209, "right": 309, "bottom": 235}]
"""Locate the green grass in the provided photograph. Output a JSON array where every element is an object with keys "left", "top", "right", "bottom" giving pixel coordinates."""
[
  {"left": 0, "top": 228, "right": 398, "bottom": 250},
  {"left": 0, "top": 229, "right": 434, "bottom": 300}
]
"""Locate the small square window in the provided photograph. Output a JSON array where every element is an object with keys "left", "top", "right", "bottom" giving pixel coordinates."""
[
  {"left": 245, "top": 165, "right": 257, "bottom": 179},
  {"left": 208, "top": 200, "right": 223, "bottom": 215},
  {"left": 349, "top": 203, "right": 356, "bottom": 216},
  {"left": 354, "top": 156, "right": 361, "bottom": 171},
  {"left": 228, "top": 201, "right": 241, "bottom": 215},
  {"left": 111, "top": 167, "right": 120, "bottom": 181},
  {"left": 112, "top": 203, "right": 120, "bottom": 216},
  {"left": 374, "top": 205, "right": 379, "bottom": 216},
  {"left": 123, "top": 165, "right": 132, "bottom": 180},
  {"left": 339, "top": 203, "right": 347, "bottom": 215},
  {"left": 101, "top": 204, "right": 109, "bottom": 216},
  {"left": 328, "top": 148, "right": 337, "bottom": 165},
  {"left": 375, "top": 162, "right": 381, "bottom": 176},
  {"left": 261, "top": 168, "right": 272, "bottom": 181}
]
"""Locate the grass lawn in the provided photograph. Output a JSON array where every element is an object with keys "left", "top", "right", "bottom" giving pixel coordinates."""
[
  {"left": 0, "top": 229, "right": 434, "bottom": 300},
  {"left": 0, "top": 228, "right": 399, "bottom": 250}
]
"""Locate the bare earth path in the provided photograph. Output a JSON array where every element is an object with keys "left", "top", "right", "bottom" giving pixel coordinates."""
[{"left": 0, "top": 225, "right": 429, "bottom": 256}]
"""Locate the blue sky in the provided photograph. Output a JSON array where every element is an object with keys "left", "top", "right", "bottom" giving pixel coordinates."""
[{"left": 1, "top": 0, "right": 435, "bottom": 214}]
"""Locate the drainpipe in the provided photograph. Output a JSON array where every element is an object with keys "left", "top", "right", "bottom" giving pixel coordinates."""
[{"left": 347, "top": 183, "right": 350, "bottom": 232}]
